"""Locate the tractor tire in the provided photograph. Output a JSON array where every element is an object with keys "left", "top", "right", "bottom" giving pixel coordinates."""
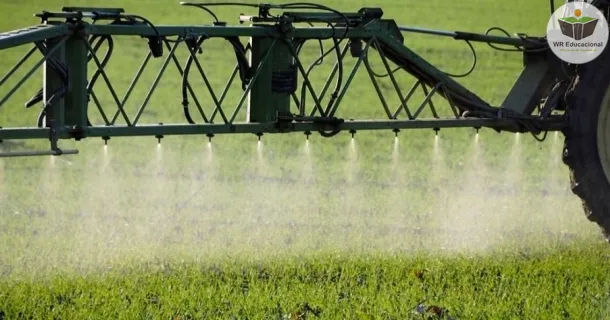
[{"left": 563, "top": 42, "right": 610, "bottom": 241}]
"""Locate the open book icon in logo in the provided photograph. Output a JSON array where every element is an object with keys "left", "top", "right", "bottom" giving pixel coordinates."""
[{"left": 558, "top": 9, "right": 599, "bottom": 40}]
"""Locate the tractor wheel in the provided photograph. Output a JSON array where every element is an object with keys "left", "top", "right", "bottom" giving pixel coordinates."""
[{"left": 563, "top": 43, "right": 610, "bottom": 241}]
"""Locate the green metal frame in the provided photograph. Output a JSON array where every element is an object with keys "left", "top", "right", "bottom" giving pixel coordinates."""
[{"left": 0, "top": 4, "right": 568, "bottom": 156}]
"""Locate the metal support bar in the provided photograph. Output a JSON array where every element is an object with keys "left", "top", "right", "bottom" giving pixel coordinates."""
[
  {"left": 412, "top": 82, "right": 442, "bottom": 119},
  {"left": 0, "top": 24, "right": 71, "bottom": 50},
  {"left": 373, "top": 38, "right": 412, "bottom": 119},
  {"left": 0, "top": 149, "right": 79, "bottom": 158},
  {"left": 184, "top": 41, "right": 229, "bottom": 124},
  {"left": 326, "top": 39, "right": 372, "bottom": 117},
  {"left": 110, "top": 51, "right": 152, "bottom": 125},
  {"left": 501, "top": 51, "right": 555, "bottom": 115},
  {"left": 398, "top": 26, "right": 545, "bottom": 48},
  {"left": 82, "top": 38, "right": 132, "bottom": 125},
  {"left": 0, "top": 45, "right": 36, "bottom": 87},
  {"left": 132, "top": 38, "right": 183, "bottom": 125},
  {"left": 392, "top": 81, "right": 420, "bottom": 119},
  {"left": 0, "top": 36, "right": 68, "bottom": 109}
]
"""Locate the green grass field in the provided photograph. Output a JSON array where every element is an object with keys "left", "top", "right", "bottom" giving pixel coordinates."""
[{"left": 1, "top": 0, "right": 610, "bottom": 318}]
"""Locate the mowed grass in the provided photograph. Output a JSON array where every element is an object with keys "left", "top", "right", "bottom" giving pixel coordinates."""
[{"left": 1, "top": 0, "right": 610, "bottom": 318}]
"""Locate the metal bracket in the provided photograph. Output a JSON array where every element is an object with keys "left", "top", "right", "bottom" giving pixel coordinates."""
[
  {"left": 500, "top": 50, "right": 557, "bottom": 115},
  {"left": 0, "top": 120, "right": 78, "bottom": 158}
]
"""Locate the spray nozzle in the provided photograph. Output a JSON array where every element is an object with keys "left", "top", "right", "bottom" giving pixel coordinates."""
[
  {"left": 155, "top": 135, "right": 163, "bottom": 144},
  {"left": 433, "top": 127, "right": 440, "bottom": 136},
  {"left": 256, "top": 132, "right": 263, "bottom": 142},
  {"left": 304, "top": 131, "right": 311, "bottom": 140},
  {"left": 349, "top": 129, "right": 356, "bottom": 139},
  {"left": 393, "top": 128, "right": 400, "bottom": 137},
  {"left": 156, "top": 123, "right": 164, "bottom": 144},
  {"left": 206, "top": 133, "right": 214, "bottom": 143},
  {"left": 102, "top": 136, "right": 110, "bottom": 146},
  {"left": 474, "top": 126, "right": 481, "bottom": 134}
]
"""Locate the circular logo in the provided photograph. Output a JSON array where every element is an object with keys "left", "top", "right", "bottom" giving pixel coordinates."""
[{"left": 546, "top": 2, "right": 609, "bottom": 64}]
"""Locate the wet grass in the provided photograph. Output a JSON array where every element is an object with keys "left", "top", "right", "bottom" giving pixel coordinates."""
[{"left": 2, "top": 247, "right": 610, "bottom": 319}]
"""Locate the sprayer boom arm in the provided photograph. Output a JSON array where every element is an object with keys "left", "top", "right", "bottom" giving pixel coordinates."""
[{"left": 0, "top": 4, "right": 566, "bottom": 155}]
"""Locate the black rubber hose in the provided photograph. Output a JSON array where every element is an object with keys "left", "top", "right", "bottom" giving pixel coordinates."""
[
  {"left": 225, "top": 37, "right": 251, "bottom": 90},
  {"left": 182, "top": 36, "right": 206, "bottom": 124}
]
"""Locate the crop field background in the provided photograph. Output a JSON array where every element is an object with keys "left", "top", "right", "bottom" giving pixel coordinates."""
[{"left": 1, "top": 0, "right": 610, "bottom": 319}]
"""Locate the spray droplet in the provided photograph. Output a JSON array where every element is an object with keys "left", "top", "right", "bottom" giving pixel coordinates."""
[
  {"left": 346, "top": 137, "right": 359, "bottom": 182},
  {"left": 206, "top": 141, "right": 213, "bottom": 164},
  {"left": 433, "top": 134, "right": 441, "bottom": 158},
  {"left": 392, "top": 137, "right": 400, "bottom": 173}
]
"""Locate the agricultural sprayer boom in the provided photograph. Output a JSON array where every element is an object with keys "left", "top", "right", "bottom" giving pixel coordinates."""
[
  {"left": 0, "top": 3, "right": 566, "bottom": 151},
  {"left": 3, "top": 1, "right": 610, "bottom": 242}
]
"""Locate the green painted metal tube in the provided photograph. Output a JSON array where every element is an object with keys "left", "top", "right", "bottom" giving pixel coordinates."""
[
  {"left": 0, "top": 24, "right": 71, "bottom": 50},
  {"left": 85, "top": 25, "right": 373, "bottom": 39},
  {"left": 0, "top": 117, "right": 564, "bottom": 140},
  {"left": 63, "top": 33, "right": 88, "bottom": 128},
  {"left": 397, "top": 26, "right": 540, "bottom": 47}
]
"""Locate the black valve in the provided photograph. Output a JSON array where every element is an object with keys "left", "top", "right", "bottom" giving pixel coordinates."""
[
  {"left": 147, "top": 36, "right": 163, "bottom": 58},
  {"left": 350, "top": 39, "right": 363, "bottom": 57}
]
